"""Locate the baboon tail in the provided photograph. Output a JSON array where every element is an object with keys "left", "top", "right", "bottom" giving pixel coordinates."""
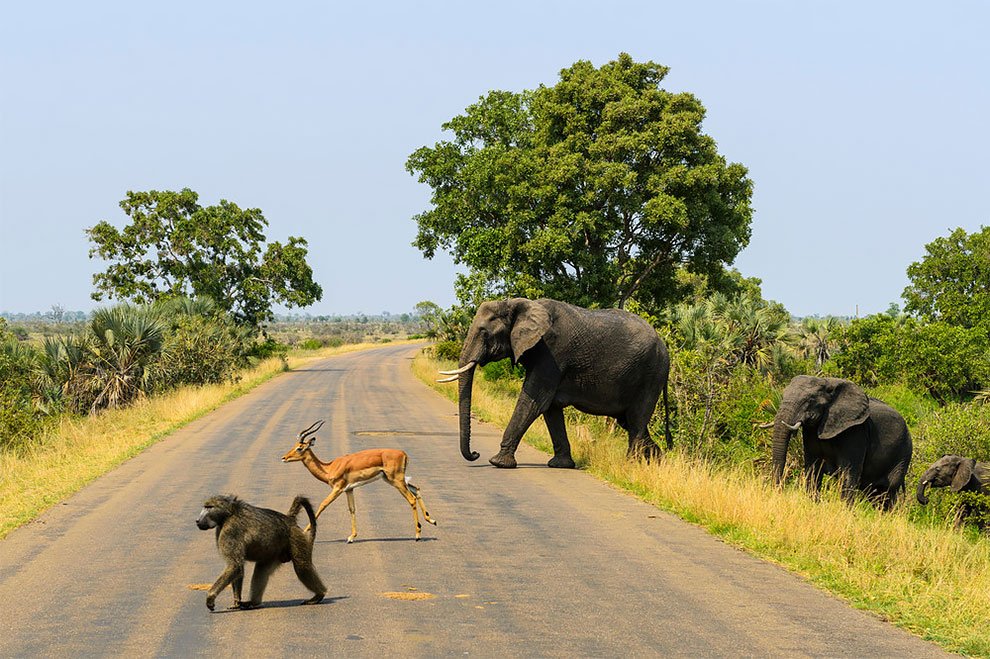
[{"left": 289, "top": 496, "right": 318, "bottom": 541}]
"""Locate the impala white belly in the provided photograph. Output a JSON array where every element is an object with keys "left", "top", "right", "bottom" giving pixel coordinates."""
[{"left": 343, "top": 470, "right": 386, "bottom": 491}]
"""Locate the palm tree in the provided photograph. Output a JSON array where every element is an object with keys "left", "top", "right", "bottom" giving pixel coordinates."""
[
  {"left": 87, "top": 305, "right": 165, "bottom": 412},
  {"left": 798, "top": 317, "right": 839, "bottom": 368}
]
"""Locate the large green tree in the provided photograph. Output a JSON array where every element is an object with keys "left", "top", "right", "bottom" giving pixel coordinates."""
[
  {"left": 902, "top": 225, "right": 990, "bottom": 333},
  {"left": 407, "top": 53, "right": 753, "bottom": 312},
  {"left": 87, "top": 189, "right": 322, "bottom": 326}
]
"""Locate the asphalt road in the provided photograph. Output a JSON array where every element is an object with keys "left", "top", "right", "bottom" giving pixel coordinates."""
[{"left": 0, "top": 343, "right": 949, "bottom": 657}]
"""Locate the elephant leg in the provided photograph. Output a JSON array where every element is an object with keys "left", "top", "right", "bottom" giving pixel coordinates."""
[
  {"left": 491, "top": 387, "right": 552, "bottom": 468},
  {"left": 543, "top": 405, "right": 575, "bottom": 469},
  {"left": 835, "top": 445, "right": 866, "bottom": 504},
  {"left": 625, "top": 404, "right": 660, "bottom": 462}
]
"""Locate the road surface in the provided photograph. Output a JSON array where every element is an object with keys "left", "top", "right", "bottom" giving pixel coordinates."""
[{"left": 0, "top": 343, "right": 948, "bottom": 657}]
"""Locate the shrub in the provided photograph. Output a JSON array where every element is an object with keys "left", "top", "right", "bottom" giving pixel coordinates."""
[
  {"left": 151, "top": 314, "right": 246, "bottom": 390},
  {"left": 0, "top": 320, "right": 49, "bottom": 450},
  {"left": 481, "top": 359, "right": 524, "bottom": 382},
  {"left": 431, "top": 340, "right": 462, "bottom": 362},
  {"left": 299, "top": 338, "right": 323, "bottom": 350}
]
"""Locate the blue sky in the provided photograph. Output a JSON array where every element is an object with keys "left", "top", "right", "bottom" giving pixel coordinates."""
[{"left": 1, "top": 1, "right": 987, "bottom": 317}]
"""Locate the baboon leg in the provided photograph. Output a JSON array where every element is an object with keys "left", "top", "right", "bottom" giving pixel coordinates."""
[
  {"left": 406, "top": 480, "right": 437, "bottom": 527},
  {"left": 292, "top": 560, "right": 327, "bottom": 605},
  {"left": 345, "top": 489, "right": 358, "bottom": 543},
  {"left": 307, "top": 485, "right": 345, "bottom": 534},
  {"left": 207, "top": 562, "right": 243, "bottom": 611},
  {"left": 231, "top": 572, "right": 244, "bottom": 609},
  {"left": 246, "top": 560, "right": 280, "bottom": 608}
]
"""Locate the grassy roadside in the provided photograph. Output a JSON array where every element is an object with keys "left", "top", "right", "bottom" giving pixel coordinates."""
[
  {"left": 413, "top": 350, "right": 990, "bottom": 656},
  {"left": 0, "top": 341, "right": 415, "bottom": 540}
]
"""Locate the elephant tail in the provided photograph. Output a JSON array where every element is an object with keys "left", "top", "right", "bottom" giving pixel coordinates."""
[{"left": 662, "top": 379, "right": 672, "bottom": 450}]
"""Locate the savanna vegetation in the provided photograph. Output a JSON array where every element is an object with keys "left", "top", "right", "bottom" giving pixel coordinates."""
[{"left": 407, "top": 53, "right": 990, "bottom": 654}]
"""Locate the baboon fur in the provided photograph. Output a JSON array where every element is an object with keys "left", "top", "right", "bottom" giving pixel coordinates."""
[{"left": 196, "top": 494, "right": 326, "bottom": 610}]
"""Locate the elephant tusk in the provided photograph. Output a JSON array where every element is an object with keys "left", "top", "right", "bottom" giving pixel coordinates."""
[
  {"left": 435, "top": 375, "right": 460, "bottom": 383},
  {"left": 438, "top": 362, "right": 476, "bottom": 376},
  {"left": 779, "top": 420, "right": 802, "bottom": 431},
  {"left": 757, "top": 421, "right": 775, "bottom": 429}
]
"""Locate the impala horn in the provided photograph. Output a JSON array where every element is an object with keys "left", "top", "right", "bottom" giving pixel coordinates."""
[{"left": 299, "top": 419, "right": 325, "bottom": 439}]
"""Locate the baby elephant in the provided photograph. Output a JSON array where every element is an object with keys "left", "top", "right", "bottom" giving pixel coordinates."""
[
  {"left": 916, "top": 455, "right": 989, "bottom": 528},
  {"left": 196, "top": 494, "right": 326, "bottom": 610}
]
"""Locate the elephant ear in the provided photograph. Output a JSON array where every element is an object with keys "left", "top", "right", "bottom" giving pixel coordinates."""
[
  {"left": 951, "top": 457, "right": 977, "bottom": 492},
  {"left": 509, "top": 299, "right": 551, "bottom": 362},
  {"left": 818, "top": 380, "right": 870, "bottom": 440}
]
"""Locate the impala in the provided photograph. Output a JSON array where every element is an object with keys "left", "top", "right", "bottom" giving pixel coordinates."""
[{"left": 281, "top": 420, "right": 437, "bottom": 543}]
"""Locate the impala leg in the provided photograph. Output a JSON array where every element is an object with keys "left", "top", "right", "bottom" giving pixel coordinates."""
[
  {"left": 345, "top": 489, "right": 358, "bottom": 543},
  {"left": 406, "top": 480, "right": 437, "bottom": 527},
  {"left": 307, "top": 486, "right": 345, "bottom": 535},
  {"left": 388, "top": 477, "right": 423, "bottom": 540}
]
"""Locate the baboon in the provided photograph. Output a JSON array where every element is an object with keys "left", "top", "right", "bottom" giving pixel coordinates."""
[{"left": 195, "top": 494, "right": 326, "bottom": 610}]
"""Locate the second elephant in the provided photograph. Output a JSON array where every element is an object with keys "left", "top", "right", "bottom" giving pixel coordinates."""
[
  {"left": 770, "top": 375, "right": 912, "bottom": 509},
  {"left": 441, "top": 297, "right": 671, "bottom": 469}
]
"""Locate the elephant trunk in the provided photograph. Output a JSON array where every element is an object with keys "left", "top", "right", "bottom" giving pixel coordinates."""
[
  {"left": 916, "top": 471, "right": 934, "bottom": 505},
  {"left": 771, "top": 405, "right": 799, "bottom": 484},
  {"left": 457, "top": 364, "right": 480, "bottom": 461}
]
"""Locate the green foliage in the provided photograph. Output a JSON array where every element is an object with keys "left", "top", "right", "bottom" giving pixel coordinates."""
[
  {"left": 830, "top": 314, "right": 901, "bottom": 386},
  {"left": 663, "top": 293, "right": 798, "bottom": 462},
  {"left": 903, "top": 225, "right": 990, "bottom": 332},
  {"left": 833, "top": 315, "right": 990, "bottom": 402},
  {"left": 415, "top": 301, "right": 473, "bottom": 342},
  {"left": 86, "top": 305, "right": 166, "bottom": 412},
  {"left": 87, "top": 188, "right": 322, "bottom": 327},
  {"left": 407, "top": 53, "right": 753, "bottom": 313},
  {"left": 246, "top": 338, "right": 289, "bottom": 362},
  {"left": 481, "top": 359, "right": 525, "bottom": 383},
  {"left": 431, "top": 340, "right": 462, "bottom": 362},
  {"left": 0, "top": 319, "right": 49, "bottom": 450},
  {"left": 150, "top": 314, "right": 246, "bottom": 390},
  {"left": 298, "top": 338, "right": 324, "bottom": 350},
  {"left": 912, "top": 402, "right": 990, "bottom": 471}
]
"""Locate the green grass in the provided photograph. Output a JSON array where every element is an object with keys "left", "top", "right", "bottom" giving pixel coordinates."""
[{"left": 413, "top": 350, "right": 990, "bottom": 656}]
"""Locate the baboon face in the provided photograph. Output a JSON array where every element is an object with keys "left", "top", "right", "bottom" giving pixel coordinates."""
[{"left": 196, "top": 495, "right": 233, "bottom": 530}]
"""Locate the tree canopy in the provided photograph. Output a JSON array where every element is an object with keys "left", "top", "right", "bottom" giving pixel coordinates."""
[
  {"left": 406, "top": 53, "right": 753, "bottom": 312},
  {"left": 87, "top": 189, "right": 322, "bottom": 327},
  {"left": 902, "top": 225, "right": 990, "bottom": 333}
]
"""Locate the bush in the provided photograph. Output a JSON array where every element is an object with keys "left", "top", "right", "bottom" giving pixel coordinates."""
[
  {"left": 0, "top": 319, "right": 49, "bottom": 450},
  {"left": 481, "top": 359, "right": 524, "bottom": 382},
  {"left": 431, "top": 340, "right": 462, "bottom": 362},
  {"left": 151, "top": 315, "right": 246, "bottom": 390},
  {"left": 299, "top": 338, "right": 323, "bottom": 350}
]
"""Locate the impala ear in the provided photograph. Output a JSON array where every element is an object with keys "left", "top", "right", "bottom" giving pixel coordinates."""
[
  {"left": 509, "top": 299, "right": 551, "bottom": 362},
  {"left": 819, "top": 380, "right": 869, "bottom": 440},
  {"left": 951, "top": 457, "right": 976, "bottom": 492}
]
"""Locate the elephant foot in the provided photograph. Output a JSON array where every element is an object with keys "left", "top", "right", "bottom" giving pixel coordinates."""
[
  {"left": 547, "top": 455, "right": 575, "bottom": 469},
  {"left": 489, "top": 452, "right": 517, "bottom": 469}
]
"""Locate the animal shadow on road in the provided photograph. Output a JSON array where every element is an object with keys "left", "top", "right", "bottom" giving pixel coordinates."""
[
  {"left": 316, "top": 536, "right": 438, "bottom": 545},
  {"left": 210, "top": 595, "right": 348, "bottom": 613}
]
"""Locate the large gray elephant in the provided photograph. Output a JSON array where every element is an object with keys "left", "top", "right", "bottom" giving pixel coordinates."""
[
  {"left": 439, "top": 297, "right": 671, "bottom": 469},
  {"left": 770, "top": 375, "right": 912, "bottom": 509}
]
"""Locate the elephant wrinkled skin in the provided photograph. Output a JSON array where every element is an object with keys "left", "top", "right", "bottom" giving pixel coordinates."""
[
  {"left": 445, "top": 298, "right": 671, "bottom": 469},
  {"left": 770, "top": 375, "right": 912, "bottom": 509}
]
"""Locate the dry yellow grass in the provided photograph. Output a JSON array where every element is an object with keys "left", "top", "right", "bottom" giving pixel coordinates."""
[
  {"left": 0, "top": 341, "right": 410, "bottom": 540},
  {"left": 414, "top": 350, "right": 990, "bottom": 656}
]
